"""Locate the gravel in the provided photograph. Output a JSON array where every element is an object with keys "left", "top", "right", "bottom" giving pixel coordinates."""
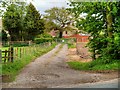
[{"left": 2, "top": 44, "right": 118, "bottom": 88}]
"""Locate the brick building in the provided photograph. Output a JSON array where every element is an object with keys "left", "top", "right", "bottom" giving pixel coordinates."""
[{"left": 63, "top": 34, "right": 89, "bottom": 42}]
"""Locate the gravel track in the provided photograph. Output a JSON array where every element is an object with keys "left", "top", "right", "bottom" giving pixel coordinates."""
[{"left": 2, "top": 44, "right": 118, "bottom": 88}]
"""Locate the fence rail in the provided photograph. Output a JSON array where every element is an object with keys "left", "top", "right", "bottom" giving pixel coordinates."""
[
  {"left": 1, "top": 38, "right": 76, "bottom": 63},
  {"left": 2, "top": 47, "right": 13, "bottom": 63},
  {"left": 1, "top": 42, "right": 53, "bottom": 63}
]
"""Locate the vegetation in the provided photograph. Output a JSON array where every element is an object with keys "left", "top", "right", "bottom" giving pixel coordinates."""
[
  {"left": 2, "top": 43, "right": 57, "bottom": 82},
  {"left": 44, "top": 7, "right": 75, "bottom": 38},
  {"left": 24, "top": 3, "right": 44, "bottom": 40},
  {"left": 34, "top": 33, "right": 53, "bottom": 44},
  {"left": 67, "top": 43, "right": 76, "bottom": 49},
  {"left": 34, "top": 38, "right": 53, "bottom": 44},
  {"left": 2, "top": 1, "right": 44, "bottom": 41},
  {"left": 67, "top": 60, "right": 119, "bottom": 71},
  {"left": 1, "top": 0, "right": 120, "bottom": 81},
  {"left": 69, "top": 1, "right": 120, "bottom": 63}
]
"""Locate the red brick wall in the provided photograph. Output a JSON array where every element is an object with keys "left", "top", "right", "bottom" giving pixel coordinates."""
[
  {"left": 63, "top": 34, "right": 89, "bottom": 42},
  {"left": 76, "top": 36, "right": 89, "bottom": 42}
]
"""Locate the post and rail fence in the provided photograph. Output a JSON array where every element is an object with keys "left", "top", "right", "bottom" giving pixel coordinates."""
[
  {"left": 1, "top": 47, "right": 14, "bottom": 63},
  {"left": 1, "top": 38, "right": 76, "bottom": 63},
  {"left": 1, "top": 42, "right": 53, "bottom": 63}
]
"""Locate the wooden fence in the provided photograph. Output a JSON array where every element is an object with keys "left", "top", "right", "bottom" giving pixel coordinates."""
[
  {"left": 1, "top": 42, "right": 52, "bottom": 63},
  {"left": 2, "top": 47, "right": 14, "bottom": 63}
]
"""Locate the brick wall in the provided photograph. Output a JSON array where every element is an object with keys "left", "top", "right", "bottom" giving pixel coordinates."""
[{"left": 63, "top": 34, "right": 89, "bottom": 42}]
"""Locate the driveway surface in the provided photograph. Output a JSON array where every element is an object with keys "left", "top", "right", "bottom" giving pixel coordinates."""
[{"left": 2, "top": 44, "right": 119, "bottom": 88}]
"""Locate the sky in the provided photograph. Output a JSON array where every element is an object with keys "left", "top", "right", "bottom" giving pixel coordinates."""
[{"left": 29, "top": 0, "right": 70, "bottom": 15}]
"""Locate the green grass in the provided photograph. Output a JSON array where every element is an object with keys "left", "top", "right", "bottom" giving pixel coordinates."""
[
  {"left": 1, "top": 46, "right": 30, "bottom": 62},
  {"left": 2, "top": 43, "right": 57, "bottom": 82},
  {"left": 67, "top": 60, "right": 119, "bottom": 71},
  {"left": 67, "top": 43, "right": 76, "bottom": 49}
]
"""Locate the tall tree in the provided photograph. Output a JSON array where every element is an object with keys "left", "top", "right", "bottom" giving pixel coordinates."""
[
  {"left": 44, "top": 7, "right": 75, "bottom": 38},
  {"left": 2, "top": 4, "right": 22, "bottom": 41},
  {"left": 2, "top": 1, "right": 27, "bottom": 41},
  {"left": 24, "top": 3, "right": 44, "bottom": 40}
]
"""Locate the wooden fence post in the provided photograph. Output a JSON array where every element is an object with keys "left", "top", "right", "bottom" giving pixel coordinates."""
[
  {"left": 10, "top": 47, "right": 14, "bottom": 62},
  {"left": 8, "top": 47, "right": 10, "bottom": 62},
  {"left": 4, "top": 50, "right": 7, "bottom": 63},
  {"left": 20, "top": 48, "right": 21, "bottom": 58},
  {"left": 0, "top": 50, "right": 1, "bottom": 63},
  {"left": 16, "top": 48, "right": 18, "bottom": 59}
]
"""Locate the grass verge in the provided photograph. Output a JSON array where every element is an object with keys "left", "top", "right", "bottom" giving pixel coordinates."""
[
  {"left": 67, "top": 60, "right": 120, "bottom": 71},
  {"left": 2, "top": 43, "right": 57, "bottom": 82}
]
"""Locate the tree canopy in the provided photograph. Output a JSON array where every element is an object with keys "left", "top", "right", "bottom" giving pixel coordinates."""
[
  {"left": 24, "top": 3, "right": 44, "bottom": 40},
  {"left": 69, "top": 1, "right": 120, "bottom": 62},
  {"left": 2, "top": 1, "right": 44, "bottom": 41},
  {"left": 44, "top": 7, "right": 75, "bottom": 38}
]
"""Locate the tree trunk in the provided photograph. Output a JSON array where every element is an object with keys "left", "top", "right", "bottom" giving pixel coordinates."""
[
  {"left": 106, "top": 3, "right": 113, "bottom": 38},
  {"left": 106, "top": 2, "right": 113, "bottom": 55},
  {"left": 107, "top": 13, "right": 113, "bottom": 38},
  {"left": 92, "top": 48, "right": 96, "bottom": 60}
]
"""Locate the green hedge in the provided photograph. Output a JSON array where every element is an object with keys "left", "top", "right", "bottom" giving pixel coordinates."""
[{"left": 34, "top": 38, "right": 53, "bottom": 44}]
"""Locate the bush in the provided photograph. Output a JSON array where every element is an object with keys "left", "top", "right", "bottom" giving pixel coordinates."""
[
  {"left": 53, "top": 38, "right": 76, "bottom": 43},
  {"left": 36, "top": 33, "right": 52, "bottom": 38},
  {"left": 11, "top": 43, "right": 29, "bottom": 47},
  {"left": 34, "top": 38, "right": 53, "bottom": 44}
]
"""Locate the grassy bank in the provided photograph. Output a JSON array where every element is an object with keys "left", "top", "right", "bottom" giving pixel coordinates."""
[
  {"left": 67, "top": 60, "right": 119, "bottom": 71},
  {"left": 2, "top": 43, "right": 57, "bottom": 82}
]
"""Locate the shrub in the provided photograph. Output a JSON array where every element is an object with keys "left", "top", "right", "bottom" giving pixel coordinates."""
[
  {"left": 36, "top": 33, "right": 52, "bottom": 38},
  {"left": 34, "top": 38, "right": 53, "bottom": 44}
]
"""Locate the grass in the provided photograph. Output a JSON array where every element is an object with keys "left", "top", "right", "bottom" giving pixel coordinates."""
[
  {"left": 2, "top": 43, "right": 57, "bottom": 82},
  {"left": 53, "top": 44, "right": 64, "bottom": 56},
  {"left": 67, "top": 43, "right": 76, "bottom": 49},
  {"left": 67, "top": 42, "right": 119, "bottom": 71},
  {"left": 67, "top": 60, "right": 119, "bottom": 71}
]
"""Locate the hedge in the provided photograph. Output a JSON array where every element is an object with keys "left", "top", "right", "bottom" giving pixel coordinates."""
[{"left": 34, "top": 38, "right": 53, "bottom": 44}]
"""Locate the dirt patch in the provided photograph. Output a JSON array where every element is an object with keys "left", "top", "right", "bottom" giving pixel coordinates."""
[
  {"left": 67, "top": 47, "right": 92, "bottom": 62},
  {"left": 2, "top": 75, "right": 13, "bottom": 83},
  {"left": 76, "top": 42, "right": 91, "bottom": 59}
]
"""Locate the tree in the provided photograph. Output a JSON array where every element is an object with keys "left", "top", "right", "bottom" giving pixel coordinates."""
[
  {"left": 2, "top": 1, "right": 27, "bottom": 41},
  {"left": 2, "top": 30, "right": 7, "bottom": 42},
  {"left": 69, "top": 1, "right": 120, "bottom": 62},
  {"left": 44, "top": 7, "right": 75, "bottom": 38},
  {"left": 2, "top": 3, "right": 23, "bottom": 41},
  {"left": 44, "top": 20, "right": 59, "bottom": 32},
  {"left": 24, "top": 3, "right": 44, "bottom": 40}
]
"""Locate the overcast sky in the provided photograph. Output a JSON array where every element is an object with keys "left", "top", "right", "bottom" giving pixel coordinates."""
[{"left": 29, "top": 0, "right": 70, "bottom": 15}]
